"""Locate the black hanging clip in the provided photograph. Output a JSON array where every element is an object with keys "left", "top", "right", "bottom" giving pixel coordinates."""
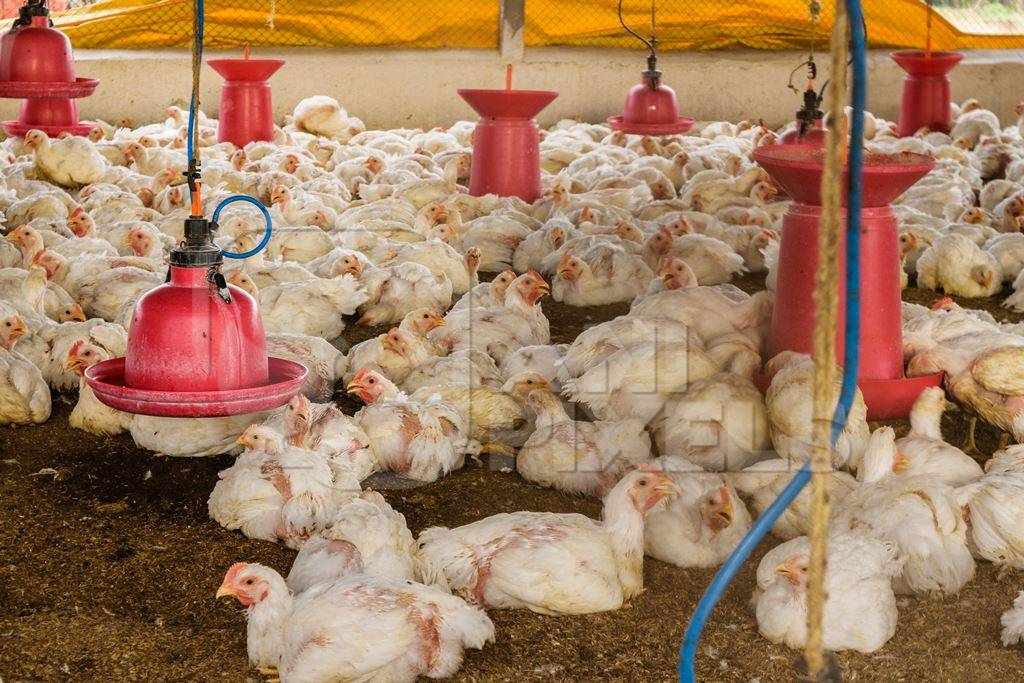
[
  {"left": 184, "top": 158, "right": 201, "bottom": 199},
  {"left": 208, "top": 267, "right": 232, "bottom": 304}
]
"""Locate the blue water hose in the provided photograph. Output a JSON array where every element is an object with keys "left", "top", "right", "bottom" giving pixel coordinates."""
[
  {"left": 677, "top": 2, "right": 867, "bottom": 680},
  {"left": 215, "top": 195, "right": 274, "bottom": 260}
]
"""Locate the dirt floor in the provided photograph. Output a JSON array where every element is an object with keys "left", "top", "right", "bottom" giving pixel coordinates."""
[{"left": 3, "top": 274, "right": 1024, "bottom": 682}]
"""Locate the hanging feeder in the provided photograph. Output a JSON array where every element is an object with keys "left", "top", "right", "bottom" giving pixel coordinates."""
[
  {"left": 892, "top": 2, "right": 962, "bottom": 137},
  {"left": 208, "top": 46, "right": 284, "bottom": 148},
  {"left": 753, "top": 145, "right": 943, "bottom": 419},
  {"left": 606, "top": 0, "right": 692, "bottom": 135},
  {"left": 83, "top": 0, "right": 305, "bottom": 418},
  {"left": 0, "top": 0, "right": 98, "bottom": 137},
  {"left": 458, "top": 64, "right": 557, "bottom": 202}
]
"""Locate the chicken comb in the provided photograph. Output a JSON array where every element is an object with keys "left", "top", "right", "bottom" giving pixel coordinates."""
[
  {"left": 658, "top": 225, "right": 673, "bottom": 236},
  {"left": 70, "top": 207, "right": 84, "bottom": 218},
  {"left": 67, "top": 339, "right": 84, "bottom": 356},
  {"left": 638, "top": 463, "right": 664, "bottom": 473},
  {"left": 930, "top": 297, "right": 954, "bottom": 310},
  {"left": 352, "top": 367, "right": 375, "bottom": 381},
  {"left": 223, "top": 562, "right": 249, "bottom": 585}
]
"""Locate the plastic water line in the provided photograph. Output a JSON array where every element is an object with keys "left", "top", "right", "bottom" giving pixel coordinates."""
[{"left": 677, "top": 1, "right": 867, "bottom": 679}]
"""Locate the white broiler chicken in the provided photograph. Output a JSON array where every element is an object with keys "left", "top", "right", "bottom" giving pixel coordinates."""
[
  {"left": 956, "top": 445, "right": 1024, "bottom": 572},
  {"left": 76, "top": 266, "right": 163, "bottom": 321},
  {"left": 216, "top": 562, "right": 493, "bottom": 682},
  {"left": 753, "top": 531, "right": 901, "bottom": 653},
  {"left": 355, "top": 262, "right": 453, "bottom": 327},
  {"left": 1002, "top": 591, "right": 1024, "bottom": 646},
  {"left": 346, "top": 368, "right": 473, "bottom": 483},
  {"left": 265, "top": 332, "right": 346, "bottom": 403},
  {"left": 208, "top": 425, "right": 360, "bottom": 548},
  {"left": 516, "top": 389, "right": 652, "bottom": 496},
  {"left": 832, "top": 472, "right": 975, "bottom": 595},
  {"left": 652, "top": 372, "right": 770, "bottom": 472},
  {"left": 291, "top": 96, "right": 364, "bottom": 142},
  {"left": 764, "top": 352, "right": 870, "bottom": 470},
  {"left": 344, "top": 310, "right": 445, "bottom": 385},
  {"left": 130, "top": 411, "right": 265, "bottom": 458},
  {"left": 643, "top": 455, "right": 750, "bottom": 567},
  {"left": 0, "top": 314, "right": 50, "bottom": 425},
  {"left": 916, "top": 233, "right": 1002, "bottom": 298},
  {"left": 385, "top": 243, "right": 480, "bottom": 296},
  {"left": 227, "top": 271, "right": 367, "bottom": 341},
  {"left": 552, "top": 244, "right": 653, "bottom": 306},
  {"left": 259, "top": 394, "right": 377, "bottom": 480},
  {"left": 286, "top": 491, "right": 417, "bottom": 592},
  {"left": 65, "top": 340, "right": 131, "bottom": 436},
  {"left": 24, "top": 129, "right": 108, "bottom": 187},
  {"left": 416, "top": 468, "right": 674, "bottom": 615}
]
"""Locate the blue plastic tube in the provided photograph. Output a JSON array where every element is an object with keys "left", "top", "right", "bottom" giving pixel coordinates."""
[
  {"left": 677, "top": 2, "right": 867, "bottom": 679},
  {"left": 214, "top": 195, "right": 274, "bottom": 260}
]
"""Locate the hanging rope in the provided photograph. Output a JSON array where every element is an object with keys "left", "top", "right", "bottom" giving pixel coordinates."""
[
  {"left": 804, "top": 0, "right": 849, "bottom": 676},
  {"left": 187, "top": 0, "right": 204, "bottom": 214}
]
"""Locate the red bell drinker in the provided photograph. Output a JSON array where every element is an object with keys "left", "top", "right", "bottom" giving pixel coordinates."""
[
  {"left": 753, "top": 144, "right": 943, "bottom": 420},
  {"left": 607, "top": 55, "right": 693, "bottom": 136},
  {"left": 209, "top": 51, "right": 284, "bottom": 148},
  {"left": 85, "top": 212, "right": 306, "bottom": 417},
  {"left": 458, "top": 87, "right": 557, "bottom": 203},
  {"left": 0, "top": 0, "right": 98, "bottom": 137},
  {"left": 892, "top": 49, "right": 963, "bottom": 137}
]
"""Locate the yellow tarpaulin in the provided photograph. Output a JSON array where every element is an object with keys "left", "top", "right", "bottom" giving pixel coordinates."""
[{"left": 31, "top": 0, "right": 1024, "bottom": 51}]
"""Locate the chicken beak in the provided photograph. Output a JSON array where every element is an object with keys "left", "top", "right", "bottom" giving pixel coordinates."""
[
  {"left": 65, "top": 356, "right": 85, "bottom": 373},
  {"left": 774, "top": 557, "right": 802, "bottom": 585},
  {"left": 431, "top": 317, "right": 446, "bottom": 329},
  {"left": 345, "top": 379, "right": 365, "bottom": 395},
  {"left": 349, "top": 260, "right": 362, "bottom": 275},
  {"left": 215, "top": 583, "right": 236, "bottom": 599},
  {"left": 715, "top": 495, "right": 734, "bottom": 528},
  {"left": 535, "top": 279, "right": 551, "bottom": 294},
  {"left": 653, "top": 474, "right": 677, "bottom": 496}
]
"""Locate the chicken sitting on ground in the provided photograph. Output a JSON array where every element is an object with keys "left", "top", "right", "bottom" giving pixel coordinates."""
[
  {"left": 130, "top": 411, "right": 265, "bottom": 458},
  {"left": 516, "top": 389, "right": 652, "bottom": 497},
  {"left": 956, "top": 445, "right": 1024, "bottom": 572},
  {"left": 24, "top": 129, "right": 108, "bottom": 187},
  {"left": 916, "top": 233, "right": 1002, "bottom": 298},
  {"left": 216, "top": 562, "right": 493, "bottom": 682},
  {"left": 343, "top": 309, "right": 445, "bottom": 385},
  {"left": 856, "top": 389, "right": 982, "bottom": 486},
  {"left": 208, "top": 425, "right": 360, "bottom": 548},
  {"left": 65, "top": 340, "right": 131, "bottom": 436},
  {"left": 1002, "top": 591, "right": 1024, "bottom": 646},
  {"left": 227, "top": 271, "right": 367, "bottom": 341},
  {"left": 415, "top": 468, "right": 674, "bottom": 615},
  {"left": 552, "top": 244, "right": 653, "bottom": 306},
  {"left": 355, "top": 262, "right": 453, "bottom": 327},
  {"left": 753, "top": 532, "right": 901, "bottom": 653},
  {"left": 765, "top": 352, "right": 870, "bottom": 470},
  {"left": 265, "top": 333, "right": 346, "bottom": 403},
  {"left": 286, "top": 491, "right": 417, "bottom": 592},
  {"left": 347, "top": 368, "right": 474, "bottom": 483},
  {"left": 832, "top": 470, "right": 975, "bottom": 595},
  {"left": 643, "top": 455, "right": 750, "bottom": 568},
  {"left": 259, "top": 394, "right": 378, "bottom": 480},
  {"left": 0, "top": 313, "right": 50, "bottom": 425}
]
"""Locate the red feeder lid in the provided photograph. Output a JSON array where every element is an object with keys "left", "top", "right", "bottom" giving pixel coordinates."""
[
  {"left": 890, "top": 50, "right": 963, "bottom": 77},
  {"left": 458, "top": 88, "right": 558, "bottom": 120},
  {"left": 208, "top": 58, "right": 285, "bottom": 82},
  {"left": 753, "top": 144, "right": 934, "bottom": 207}
]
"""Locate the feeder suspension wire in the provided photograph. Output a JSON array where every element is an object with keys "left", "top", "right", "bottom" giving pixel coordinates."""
[
  {"left": 676, "top": 0, "right": 867, "bottom": 677},
  {"left": 618, "top": 0, "right": 655, "bottom": 55}
]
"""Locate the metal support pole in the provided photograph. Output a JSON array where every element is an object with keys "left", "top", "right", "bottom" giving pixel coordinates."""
[{"left": 499, "top": 0, "right": 525, "bottom": 61}]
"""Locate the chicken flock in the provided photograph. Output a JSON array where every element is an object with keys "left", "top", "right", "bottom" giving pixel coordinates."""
[{"left": 4, "top": 94, "right": 1024, "bottom": 679}]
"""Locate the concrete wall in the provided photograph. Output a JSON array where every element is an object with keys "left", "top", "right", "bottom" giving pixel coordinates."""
[{"left": 7, "top": 46, "right": 1023, "bottom": 131}]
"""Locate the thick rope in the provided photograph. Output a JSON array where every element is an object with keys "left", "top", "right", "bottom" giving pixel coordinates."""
[
  {"left": 191, "top": 0, "right": 201, "bottom": 164},
  {"left": 804, "top": 1, "right": 850, "bottom": 676}
]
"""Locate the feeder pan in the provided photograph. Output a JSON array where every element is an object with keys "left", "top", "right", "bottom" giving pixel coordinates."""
[
  {"left": 752, "top": 144, "right": 943, "bottom": 419},
  {"left": 458, "top": 88, "right": 558, "bottom": 202},
  {"left": 209, "top": 55, "right": 284, "bottom": 148},
  {"left": 0, "top": 6, "right": 98, "bottom": 137},
  {"left": 891, "top": 50, "right": 963, "bottom": 137},
  {"left": 85, "top": 216, "right": 306, "bottom": 418},
  {"left": 607, "top": 76, "right": 693, "bottom": 135},
  {"left": 779, "top": 120, "right": 826, "bottom": 147}
]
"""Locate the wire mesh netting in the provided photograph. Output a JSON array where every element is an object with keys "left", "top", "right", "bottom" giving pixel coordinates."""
[
  {"left": 524, "top": 0, "right": 1024, "bottom": 50},
  {"left": 0, "top": 0, "right": 1022, "bottom": 50},
  {"left": 4, "top": 0, "right": 500, "bottom": 49}
]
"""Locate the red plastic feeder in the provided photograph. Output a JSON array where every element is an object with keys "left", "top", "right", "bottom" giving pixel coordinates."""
[
  {"left": 0, "top": 1, "right": 98, "bottom": 137},
  {"left": 208, "top": 49, "right": 284, "bottom": 148},
  {"left": 892, "top": 50, "right": 963, "bottom": 137},
  {"left": 607, "top": 55, "right": 693, "bottom": 135},
  {"left": 753, "top": 145, "right": 943, "bottom": 419},
  {"left": 458, "top": 87, "right": 557, "bottom": 202},
  {"left": 85, "top": 216, "right": 306, "bottom": 417}
]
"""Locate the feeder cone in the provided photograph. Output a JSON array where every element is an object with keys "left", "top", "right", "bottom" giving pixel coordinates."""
[
  {"left": 607, "top": 75, "right": 693, "bottom": 135},
  {"left": 0, "top": 8, "right": 98, "bottom": 137},
  {"left": 458, "top": 88, "right": 558, "bottom": 202},
  {"left": 85, "top": 216, "right": 305, "bottom": 417},
  {"left": 753, "top": 144, "right": 942, "bottom": 419},
  {"left": 209, "top": 57, "right": 284, "bottom": 147},
  {"left": 892, "top": 50, "right": 963, "bottom": 137}
]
